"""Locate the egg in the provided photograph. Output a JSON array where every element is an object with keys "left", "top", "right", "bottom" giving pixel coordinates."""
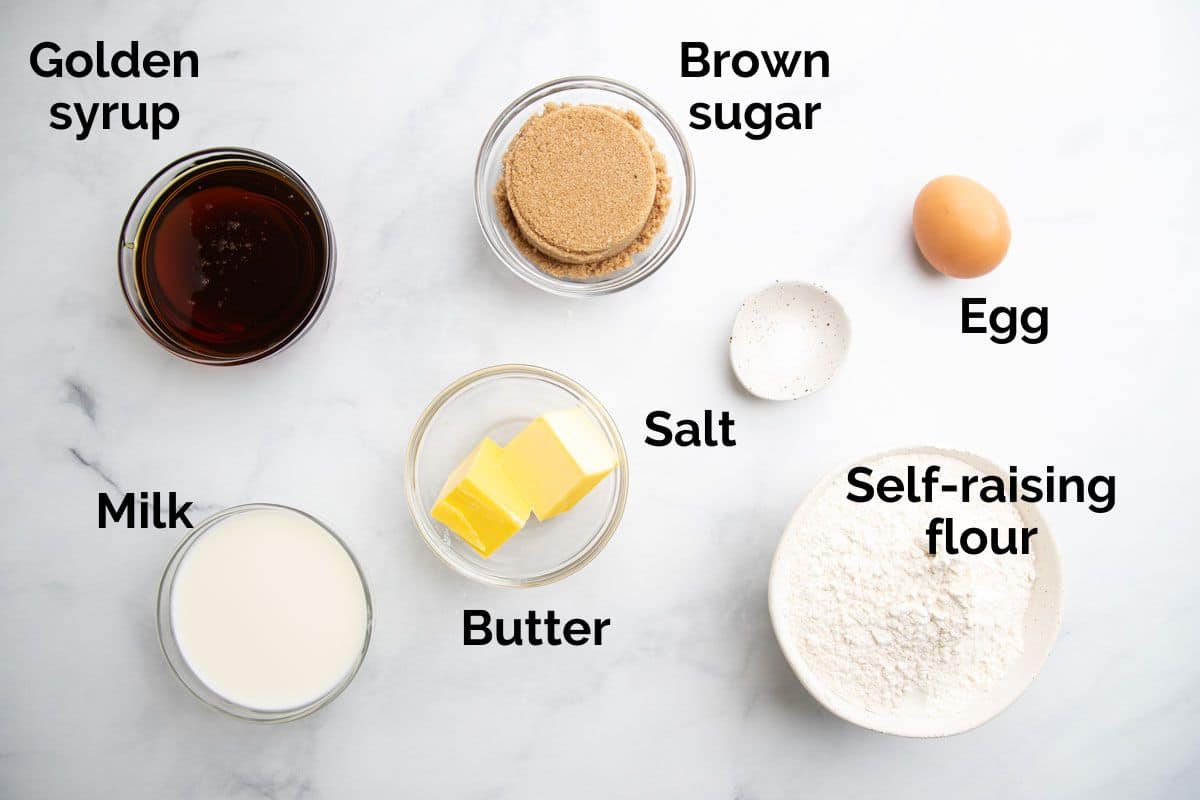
[{"left": 912, "top": 175, "right": 1010, "bottom": 278}]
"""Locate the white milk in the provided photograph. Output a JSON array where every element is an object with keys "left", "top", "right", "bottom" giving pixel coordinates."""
[{"left": 170, "top": 507, "right": 369, "bottom": 711}]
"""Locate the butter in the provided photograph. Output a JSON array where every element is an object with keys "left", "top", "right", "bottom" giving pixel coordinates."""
[
  {"left": 501, "top": 407, "right": 617, "bottom": 521},
  {"left": 431, "top": 438, "right": 531, "bottom": 557}
]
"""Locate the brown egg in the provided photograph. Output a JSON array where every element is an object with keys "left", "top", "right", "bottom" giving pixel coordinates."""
[{"left": 912, "top": 175, "right": 1010, "bottom": 278}]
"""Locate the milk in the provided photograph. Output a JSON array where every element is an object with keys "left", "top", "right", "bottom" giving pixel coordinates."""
[{"left": 170, "top": 506, "right": 369, "bottom": 712}]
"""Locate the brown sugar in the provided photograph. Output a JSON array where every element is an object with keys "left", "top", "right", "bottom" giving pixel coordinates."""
[
  {"left": 494, "top": 103, "right": 671, "bottom": 279},
  {"left": 504, "top": 105, "right": 655, "bottom": 264}
]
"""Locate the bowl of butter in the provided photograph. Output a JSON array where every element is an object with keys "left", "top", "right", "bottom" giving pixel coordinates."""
[{"left": 405, "top": 364, "right": 628, "bottom": 587}]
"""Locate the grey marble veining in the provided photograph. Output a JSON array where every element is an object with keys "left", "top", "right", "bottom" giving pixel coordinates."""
[{"left": 1, "top": 0, "right": 1198, "bottom": 797}]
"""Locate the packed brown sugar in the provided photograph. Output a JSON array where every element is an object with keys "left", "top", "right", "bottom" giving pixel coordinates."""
[{"left": 495, "top": 103, "right": 671, "bottom": 278}]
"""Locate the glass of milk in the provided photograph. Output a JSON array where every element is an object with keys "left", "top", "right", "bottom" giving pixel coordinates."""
[{"left": 156, "top": 504, "right": 372, "bottom": 722}]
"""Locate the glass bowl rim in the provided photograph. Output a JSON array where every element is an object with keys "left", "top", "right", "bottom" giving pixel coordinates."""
[
  {"left": 473, "top": 75, "right": 696, "bottom": 298},
  {"left": 118, "top": 146, "right": 337, "bottom": 366},
  {"left": 405, "top": 363, "right": 630, "bottom": 587},
  {"left": 155, "top": 502, "right": 373, "bottom": 723}
]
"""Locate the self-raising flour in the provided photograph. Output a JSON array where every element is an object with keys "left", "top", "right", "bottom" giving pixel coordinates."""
[{"left": 776, "top": 453, "right": 1035, "bottom": 713}]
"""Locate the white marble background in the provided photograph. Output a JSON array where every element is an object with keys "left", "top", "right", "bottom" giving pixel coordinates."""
[{"left": 1, "top": 0, "right": 1197, "bottom": 797}]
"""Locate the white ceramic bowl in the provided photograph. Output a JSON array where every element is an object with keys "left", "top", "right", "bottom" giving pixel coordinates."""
[
  {"left": 730, "top": 282, "right": 851, "bottom": 400},
  {"left": 767, "top": 445, "right": 1064, "bottom": 737}
]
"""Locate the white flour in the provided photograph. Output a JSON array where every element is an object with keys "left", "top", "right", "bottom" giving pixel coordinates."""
[{"left": 777, "top": 454, "right": 1035, "bottom": 713}]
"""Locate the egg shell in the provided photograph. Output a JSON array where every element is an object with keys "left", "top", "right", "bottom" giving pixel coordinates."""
[{"left": 912, "top": 175, "right": 1010, "bottom": 278}]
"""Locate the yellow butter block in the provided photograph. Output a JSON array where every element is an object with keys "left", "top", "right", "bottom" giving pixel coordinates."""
[
  {"left": 501, "top": 407, "right": 617, "bottom": 521},
  {"left": 431, "top": 438, "right": 531, "bottom": 557}
]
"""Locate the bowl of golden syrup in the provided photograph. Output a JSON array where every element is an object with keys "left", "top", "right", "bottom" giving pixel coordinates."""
[{"left": 119, "top": 148, "right": 335, "bottom": 365}]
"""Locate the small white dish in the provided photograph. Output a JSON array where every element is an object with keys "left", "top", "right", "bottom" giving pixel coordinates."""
[
  {"left": 767, "top": 446, "right": 1064, "bottom": 738},
  {"left": 729, "top": 282, "right": 850, "bottom": 400}
]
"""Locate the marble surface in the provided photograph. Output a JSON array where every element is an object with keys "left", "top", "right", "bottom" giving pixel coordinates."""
[{"left": 2, "top": 0, "right": 1198, "bottom": 797}]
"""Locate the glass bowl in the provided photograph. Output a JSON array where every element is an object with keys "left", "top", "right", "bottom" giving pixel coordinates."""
[
  {"left": 474, "top": 76, "right": 695, "bottom": 297},
  {"left": 156, "top": 503, "right": 372, "bottom": 723},
  {"left": 406, "top": 364, "right": 629, "bottom": 587},
  {"left": 118, "top": 147, "right": 336, "bottom": 365}
]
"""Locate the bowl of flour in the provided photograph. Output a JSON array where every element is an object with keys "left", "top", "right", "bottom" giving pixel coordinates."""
[{"left": 768, "top": 446, "right": 1063, "bottom": 737}]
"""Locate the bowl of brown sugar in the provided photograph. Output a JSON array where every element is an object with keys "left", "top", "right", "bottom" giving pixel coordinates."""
[{"left": 475, "top": 76, "right": 694, "bottom": 296}]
